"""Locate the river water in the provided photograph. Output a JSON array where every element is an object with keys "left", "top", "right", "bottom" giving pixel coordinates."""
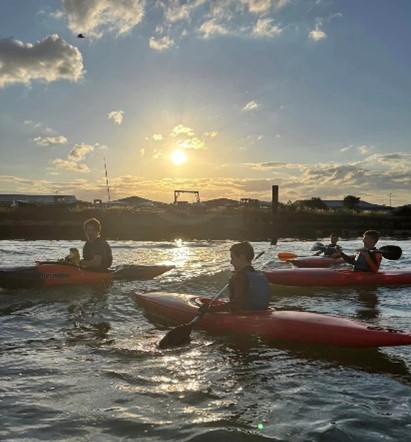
[{"left": 0, "top": 238, "right": 410, "bottom": 441}]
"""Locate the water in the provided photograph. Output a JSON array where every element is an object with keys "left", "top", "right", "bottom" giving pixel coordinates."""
[{"left": 0, "top": 239, "right": 410, "bottom": 441}]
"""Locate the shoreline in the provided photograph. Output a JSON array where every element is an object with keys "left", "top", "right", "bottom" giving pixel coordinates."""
[{"left": 0, "top": 206, "right": 410, "bottom": 241}]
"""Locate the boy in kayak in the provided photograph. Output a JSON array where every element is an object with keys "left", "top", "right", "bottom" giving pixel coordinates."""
[
  {"left": 340, "top": 230, "right": 382, "bottom": 272},
  {"left": 200, "top": 241, "right": 270, "bottom": 312},
  {"left": 313, "top": 233, "right": 341, "bottom": 258},
  {"left": 80, "top": 218, "right": 113, "bottom": 271}
]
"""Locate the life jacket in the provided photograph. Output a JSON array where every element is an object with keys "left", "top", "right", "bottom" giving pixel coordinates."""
[
  {"left": 229, "top": 269, "right": 270, "bottom": 310},
  {"left": 354, "top": 247, "right": 381, "bottom": 272},
  {"left": 323, "top": 244, "right": 337, "bottom": 257}
]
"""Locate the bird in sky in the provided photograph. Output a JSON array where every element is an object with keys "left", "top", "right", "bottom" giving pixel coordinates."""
[{"left": 77, "top": 33, "right": 85, "bottom": 38}]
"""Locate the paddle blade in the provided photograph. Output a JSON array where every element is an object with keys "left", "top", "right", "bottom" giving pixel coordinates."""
[
  {"left": 278, "top": 252, "right": 297, "bottom": 261},
  {"left": 378, "top": 245, "right": 402, "bottom": 260},
  {"left": 158, "top": 323, "right": 193, "bottom": 349},
  {"left": 309, "top": 242, "right": 325, "bottom": 252}
]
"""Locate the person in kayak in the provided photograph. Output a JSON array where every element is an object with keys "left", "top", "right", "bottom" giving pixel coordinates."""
[
  {"left": 80, "top": 218, "right": 113, "bottom": 272},
  {"left": 313, "top": 233, "right": 341, "bottom": 258},
  {"left": 200, "top": 241, "right": 270, "bottom": 312},
  {"left": 339, "top": 230, "right": 382, "bottom": 272}
]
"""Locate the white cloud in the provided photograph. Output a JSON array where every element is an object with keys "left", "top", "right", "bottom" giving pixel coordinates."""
[
  {"left": 49, "top": 158, "right": 90, "bottom": 173},
  {"left": 0, "top": 35, "right": 84, "bottom": 88},
  {"left": 253, "top": 18, "right": 282, "bottom": 37},
  {"left": 149, "top": 35, "right": 175, "bottom": 51},
  {"left": 68, "top": 143, "right": 95, "bottom": 161},
  {"left": 357, "top": 145, "right": 373, "bottom": 155},
  {"left": 198, "top": 19, "right": 229, "bottom": 39},
  {"left": 48, "top": 142, "right": 100, "bottom": 173},
  {"left": 240, "top": 0, "right": 272, "bottom": 14},
  {"left": 176, "top": 137, "right": 205, "bottom": 150},
  {"left": 108, "top": 110, "right": 124, "bottom": 125},
  {"left": 242, "top": 100, "right": 260, "bottom": 111},
  {"left": 309, "top": 19, "right": 327, "bottom": 41},
  {"left": 170, "top": 124, "right": 195, "bottom": 137},
  {"left": 32, "top": 136, "right": 68, "bottom": 146},
  {"left": 56, "top": 0, "right": 145, "bottom": 38}
]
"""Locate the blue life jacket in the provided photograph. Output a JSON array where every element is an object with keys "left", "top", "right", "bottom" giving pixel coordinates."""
[
  {"left": 229, "top": 270, "right": 270, "bottom": 310},
  {"left": 354, "top": 247, "right": 380, "bottom": 272}
]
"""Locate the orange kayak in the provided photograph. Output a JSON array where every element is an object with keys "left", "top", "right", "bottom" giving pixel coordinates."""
[
  {"left": 0, "top": 262, "right": 174, "bottom": 289},
  {"left": 264, "top": 268, "right": 411, "bottom": 287}
]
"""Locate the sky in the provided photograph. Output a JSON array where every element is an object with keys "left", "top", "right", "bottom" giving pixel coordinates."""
[{"left": 0, "top": 0, "right": 410, "bottom": 206}]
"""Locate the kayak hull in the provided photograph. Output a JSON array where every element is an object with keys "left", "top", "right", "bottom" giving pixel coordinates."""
[
  {"left": 0, "top": 262, "right": 174, "bottom": 289},
  {"left": 287, "top": 256, "right": 345, "bottom": 268},
  {"left": 264, "top": 268, "right": 411, "bottom": 287},
  {"left": 135, "top": 292, "right": 411, "bottom": 348}
]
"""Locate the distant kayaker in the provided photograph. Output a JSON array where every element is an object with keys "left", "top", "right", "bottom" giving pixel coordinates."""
[
  {"left": 313, "top": 233, "right": 342, "bottom": 258},
  {"left": 200, "top": 241, "right": 270, "bottom": 312},
  {"left": 80, "top": 218, "right": 113, "bottom": 271},
  {"left": 340, "top": 230, "right": 382, "bottom": 272}
]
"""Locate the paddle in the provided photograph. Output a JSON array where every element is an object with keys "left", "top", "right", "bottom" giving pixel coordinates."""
[
  {"left": 158, "top": 250, "right": 266, "bottom": 349},
  {"left": 278, "top": 245, "right": 402, "bottom": 262},
  {"left": 371, "top": 245, "right": 402, "bottom": 260},
  {"left": 278, "top": 252, "right": 298, "bottom": 261}
]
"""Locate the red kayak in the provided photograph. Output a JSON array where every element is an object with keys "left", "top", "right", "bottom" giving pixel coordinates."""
[
  {"left": 0, "top": 262, "right": 175, "bottom": 289},
  {"left": 264, "top": 268, "right": 411, "bottom": 287},
  {"left": 135, "top": 292, "right": 411, "bottom": 348},
  {"left": 287, "top": 256, "right": 346, "bottom": 268}
]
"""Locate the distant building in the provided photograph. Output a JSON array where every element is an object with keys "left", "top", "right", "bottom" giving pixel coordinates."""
[{"left": 0, "top": 194, "right": 77, "bottom": 206}]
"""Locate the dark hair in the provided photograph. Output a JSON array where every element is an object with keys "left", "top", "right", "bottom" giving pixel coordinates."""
[
  {"left": 230, "top": 241, "right": 254, "bottom": 261},
  {"left": 83, "top": 218, "right": 101, "bottom": 233},
  {"left": 364, "top": 230, "right": 379, "bottom": 242}
]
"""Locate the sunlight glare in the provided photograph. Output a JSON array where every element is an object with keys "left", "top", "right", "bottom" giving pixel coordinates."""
[{"left": 171, "top": 149, "right": 187, "bottom": 165}]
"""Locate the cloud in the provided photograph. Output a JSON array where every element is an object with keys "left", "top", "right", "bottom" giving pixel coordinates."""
[
  {"left": 357, "top": 145, "right": 373, "bottom": 155},
  {"left": 49, "top": 159, "right": 90, "bottom": 173},
  {"left": 176, "top": 137, "right": 205, "bottom": 150},
  {"left": 170, "top": 124, "right": 195, "bottom": 137},
  {"left": 48, "top": 142, "right": 101, "bottom": 173},
  {"left": 24, "top": 120, "right": 41, "bottom": 128},
  {"left": 253, "top": 18, "right": 282, "bottom": 37},
  {"left": 149, "top": 35, "right": 175, "bottom": 51},
  {"left": 198, "top": 19, "right": 230, "bottom": 39},
  {"left": 56, "top": 0, "right": 145, "bottom": 38},
  {"left": 309, "top": 19, "right": 327, "bottom": 41},
  {"left": 0, "top": 35, "right": 84, "bottom": 88},
  {"left": 32, "top": 136, "right": 68, "bottom": 146},
  {"left": 241, "top": 0, "right": 273, "bottom": 14},
  {"left": 68, "top": 143, "right": 95, "bottom": 161},
  {"left": 242, "top": 100, "right": 260, "bottom": 111},
  {"left": 108, "top": 110, "right": 124, "bottom": 125}
]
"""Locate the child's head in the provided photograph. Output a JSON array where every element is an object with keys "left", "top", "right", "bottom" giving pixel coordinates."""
[
  {"left": 363, "top": 230, "right": 379, "bottom": 248},
  {"left": 230, "top": 241, "right": 254, "bottom": 270},
  {"left": 330, "top": 233, "right": 338, "bottom": 244}
]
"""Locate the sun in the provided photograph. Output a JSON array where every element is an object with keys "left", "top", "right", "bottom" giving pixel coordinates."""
[{"left": 171, "top": 149, "right": 187, "bottom": 165}]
